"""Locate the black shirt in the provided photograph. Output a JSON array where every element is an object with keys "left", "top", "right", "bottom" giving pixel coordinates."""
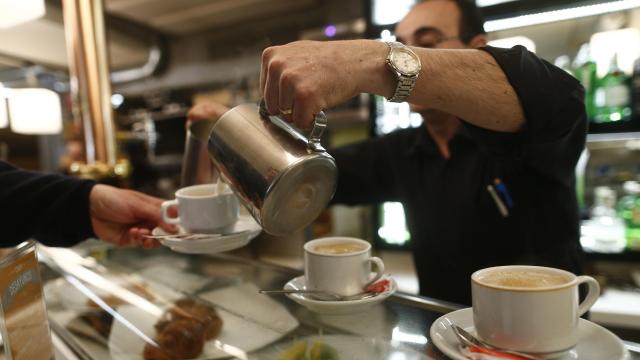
[
  {"left": 0, "top": 161, "right": 96, "bottom": 247},
  {"left": 330, "top": 46, "right": 587, "bottom": 305}
]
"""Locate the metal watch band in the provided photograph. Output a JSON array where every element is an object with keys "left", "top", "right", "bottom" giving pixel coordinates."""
[
  {"left": 386, "top": 41, "right": 419, "bottom": 103},
  {"left": 389, "top": 76, "right": 417, "bottom": 103}
]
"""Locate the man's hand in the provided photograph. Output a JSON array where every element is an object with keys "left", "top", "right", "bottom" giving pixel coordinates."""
[
  {"left": 89, "top": 185, "right": 176, "bottom": 248},
  {"left": 260, "top": 40, "right": 391, "bottom": 129},
  {"left": 187, "top": 102, "right": 230, "bottom": 128}
]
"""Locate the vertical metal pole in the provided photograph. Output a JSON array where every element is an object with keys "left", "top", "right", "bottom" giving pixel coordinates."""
[{"left": 62, "top": 0, "right": 117, "bottom": 167}]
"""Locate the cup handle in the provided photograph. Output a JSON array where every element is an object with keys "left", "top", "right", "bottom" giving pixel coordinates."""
[
  {"left": 577, "top": 275, "right": 601, "bottom": 317},
  {"left": 160, "top": 200, "right": 181, "bottom": 225},
  {"left": 366, "top": 257, "right": 385, "bottom": 286}
]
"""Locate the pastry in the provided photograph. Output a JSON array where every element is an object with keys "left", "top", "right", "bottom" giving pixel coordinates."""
[{"left": 143, "top": 298, "right": 223, "bottom": 360}]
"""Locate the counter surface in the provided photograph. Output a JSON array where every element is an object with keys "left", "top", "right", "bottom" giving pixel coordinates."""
[{"left": 25, "top": 245, "right": 640, "bottom": 359}]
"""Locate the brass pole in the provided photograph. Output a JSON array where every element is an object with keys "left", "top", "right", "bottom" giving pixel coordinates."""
[{"left": 63, "top": 0, "right": 125, "bottom": 179}]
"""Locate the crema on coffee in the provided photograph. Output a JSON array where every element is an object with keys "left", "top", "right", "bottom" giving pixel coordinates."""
[
  {"left": 313, "top": 242, "right": 367, "bottom": 254},
  {"left": 477, "top": 270, "right": 569, "bottom": 288}
]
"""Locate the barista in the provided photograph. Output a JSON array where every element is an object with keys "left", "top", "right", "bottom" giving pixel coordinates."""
[{"left": 192, "top": 0, "right": 586, "bottom": 305}]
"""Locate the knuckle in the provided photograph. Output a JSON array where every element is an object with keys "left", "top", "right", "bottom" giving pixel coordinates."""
[
  {"left": 268, "top": 58, "right": 284, "bottom": 73},
  {"left": 261, "top": 46, "right": 275, "bottom": 61},
  {"left": 295, "top": 85, "right": 314, "bottom": 101},
  {"left": 280, "top": 70, "right": 299, "bottom": 85}
]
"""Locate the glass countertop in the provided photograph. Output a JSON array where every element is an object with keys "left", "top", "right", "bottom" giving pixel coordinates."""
[{"left": 27, "top": 243, "right": 640, "bottom": 360}]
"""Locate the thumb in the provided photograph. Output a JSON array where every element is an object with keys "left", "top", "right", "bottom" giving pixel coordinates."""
[{"left": 130, "top": 192, "right": 178, "bottom": 233}]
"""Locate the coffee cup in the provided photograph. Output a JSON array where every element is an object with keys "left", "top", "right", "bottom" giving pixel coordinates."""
[
  {"left": 160, "top": 184, "right": 239, "bottom": 234},
  {"left": 471, "top": 265, "right": 600, "bottom": 355},
  {"left": 304, "top": 237, "right": 384, "bottom": 297}
]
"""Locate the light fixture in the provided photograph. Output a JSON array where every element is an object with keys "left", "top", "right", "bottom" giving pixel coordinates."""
[
  {"left": 8, "top": 88, "right": 62, "bottom": 135},
  {"left": 0, "top": 0, "right": 45, "bottom": 29},
  {"left": 485, "top": 0, "right": 640, "bottom": 32},
  {"left": 324, "top": 25, "right": 337, "bottom": 38},
  {"left": 477, "top": 0, "right": 518, "bottom": 6},
  {"left": 372, "top": 0, "right": 416, "bottom": 26}
]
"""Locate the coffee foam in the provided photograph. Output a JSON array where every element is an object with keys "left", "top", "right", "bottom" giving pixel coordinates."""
[
  {"left": 477, "top": 270, "right": 569, "bottom": 289},
  {"left": 313, "top": 242, "right": 367, "bottom": 255}
]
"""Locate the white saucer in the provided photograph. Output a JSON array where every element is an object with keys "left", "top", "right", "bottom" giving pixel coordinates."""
[
  {"left": 152, "top": 214, "right": 262, "bottom": 254},
  {"left": 430, "top": 308, "right": 630, "bottom": 360},
  {"left": 283, "top": 275, "right": 396, "bottom": 315}
]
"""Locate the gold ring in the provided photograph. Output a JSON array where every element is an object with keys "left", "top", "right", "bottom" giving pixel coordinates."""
[{"left": 280, "top": 108, "right": 293, "bottom": 115}]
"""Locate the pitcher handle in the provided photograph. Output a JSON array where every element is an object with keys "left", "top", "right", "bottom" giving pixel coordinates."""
[
  {"left": 258, "top": 100, "right": 327, "bottom": 152},
  {"left": 307, "top": 111, "right": 327, "bottom": 152}
]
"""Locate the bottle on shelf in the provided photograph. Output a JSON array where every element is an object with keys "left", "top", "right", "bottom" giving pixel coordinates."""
[
  {"left": 632, "top": 57, "right": 640, "bottom": 121},
  {"left": 582, "top": 186, "right": 626, "bottom": 253},
  {"left": 618, "top": 181, "right": 640, "bottom": 250},
  {"left": 573, "top": 43, "right": 597, "bottom": 120},
  {"left": 594, "top": 52, "right": 632, "bottom": 123}
]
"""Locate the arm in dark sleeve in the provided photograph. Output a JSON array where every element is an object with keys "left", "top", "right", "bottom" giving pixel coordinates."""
[
  {"left": 330, "top": 128, "right": 416, "bottom": 206},
  {"left": 0, "top": 161, "right": 96, "bottom": 247},
  {"left": 463, "top": 45, "right": 587, "bottom": 181}
]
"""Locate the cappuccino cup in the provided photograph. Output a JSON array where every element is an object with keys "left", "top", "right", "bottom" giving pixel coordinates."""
[
  {"left": 304, "top": 237, "right": 384, "bottom": 297},
  {"left": 472, "top": 265, "right": 600, "bottom": 355},
  {"left": 160, "top": 184, "right": 239, "bottom": 234}
]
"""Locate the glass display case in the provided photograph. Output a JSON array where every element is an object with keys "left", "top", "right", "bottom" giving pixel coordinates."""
[{"left": 2, "top": 242, "right": 634, "bottom": 359}]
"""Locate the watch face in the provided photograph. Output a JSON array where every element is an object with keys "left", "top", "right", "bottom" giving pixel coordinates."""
[{"left": 391, "top": 49, "right": 420, "bottom": 75}]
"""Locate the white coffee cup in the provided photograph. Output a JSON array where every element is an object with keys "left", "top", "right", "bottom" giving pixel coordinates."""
[
  {"left": 304, "top": 237, "right": 385, "bottom": 297},
  {"left": 160, "top": 184, "right": 239, "bottom": 234},
  {"left": 471, "top": 265, "right": 600, "bottom": 355}
]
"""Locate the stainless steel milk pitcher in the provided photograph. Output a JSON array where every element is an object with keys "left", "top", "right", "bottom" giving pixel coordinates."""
[{"left": 207, "top": 102, "right": 337, "bottom": 236}]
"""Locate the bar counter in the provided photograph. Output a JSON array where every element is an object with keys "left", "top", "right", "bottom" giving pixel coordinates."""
[{"left": 7, "top": 243, "right": 639, "bottom": 359}]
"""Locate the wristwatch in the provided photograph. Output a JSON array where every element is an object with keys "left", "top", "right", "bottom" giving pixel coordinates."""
[{"left": 385, "top": 41, "right": 421, "bottom": 103}]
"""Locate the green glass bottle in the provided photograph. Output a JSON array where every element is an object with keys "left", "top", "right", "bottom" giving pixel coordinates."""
[
  {"left": 573, "top": 44, "right": 597, "bottom": 121},
  {"left": 618, "top": 181, "right": 640, "bottom": 250},
  {"left": 594, "top": 53, "right": 632, "bottom": 123}
]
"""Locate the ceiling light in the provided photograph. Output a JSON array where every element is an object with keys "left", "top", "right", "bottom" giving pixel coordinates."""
[
  {"left": 476, "top": 0, "right": 517, "bottom": 6},
  {"left": 0, "top": 0, "right": 45, "bottom": 29},
  {"left": 485, "top": 0, "right": 640, "bottom": 32},
  {"left": 8, "top": 88, "right": 62, "bottom": 135}
]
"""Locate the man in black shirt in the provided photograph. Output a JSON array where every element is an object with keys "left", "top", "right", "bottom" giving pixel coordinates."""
[
  {"left": 258, "top": 0, "right": 586, "bottom": 305},
  {"left": 0, "top": 161, "right": 172, "bottom": 249}
]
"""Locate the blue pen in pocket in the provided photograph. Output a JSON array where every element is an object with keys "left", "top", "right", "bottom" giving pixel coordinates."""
[{"left": 494, "top": 178, "right": 514, "bottom": 209}]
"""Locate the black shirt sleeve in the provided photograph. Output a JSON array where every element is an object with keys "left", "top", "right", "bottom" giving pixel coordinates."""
[
  {"left": 463, "top": 45, "right": 587, "bottom": 183},
  {"left": 329, "top": 128, "right": 419, "bottom": 205},
  {"left": 0, "top": 161, "right": 96, "bottom": 247}
]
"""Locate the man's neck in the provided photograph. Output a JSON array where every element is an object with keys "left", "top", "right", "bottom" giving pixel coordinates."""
[{"left": 422, "top": 110, "right": 461, "bottom": 160}]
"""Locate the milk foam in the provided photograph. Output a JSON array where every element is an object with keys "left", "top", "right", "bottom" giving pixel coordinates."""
[{"left": 479, "top": 270, "right": 569, "bottom": 288}]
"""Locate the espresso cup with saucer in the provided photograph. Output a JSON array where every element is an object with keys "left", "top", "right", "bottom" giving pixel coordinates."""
[
  {"left": 471, "top": 265, "right": 600, "bottom": 355},
  {"left": 160, "top": 183, "right": 239, "bottom": 234},
  {"left": 304, "top": 237, "right": 385, "bottom": 298}
]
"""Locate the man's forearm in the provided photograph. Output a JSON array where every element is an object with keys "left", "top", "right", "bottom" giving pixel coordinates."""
[{"left": 358, "top": 41, "right": 525, "bottom": 133}]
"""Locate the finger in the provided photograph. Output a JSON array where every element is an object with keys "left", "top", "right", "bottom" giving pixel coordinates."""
[
  {"left": 279, "top": 71, "right": 295, "bottom": 123},
  {"left": 143, "top": 238, "right": 160, "bottom": 249},
  {"left": 260, "top": 47, "right": 275, "bottom": 95},
  {"left": 128, "top": 228, "right": 144, "bottom": 246},
  {"left": 264, "top": 57, "right": 284, "bottom": 114},
  {"left": 293, "top": 86, "right": 322, "bottom": 129}
]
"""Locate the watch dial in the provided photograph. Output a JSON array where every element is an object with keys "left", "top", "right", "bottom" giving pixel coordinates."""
[{"left": 394, "top": 50, "right": 420, "bottom": 74}]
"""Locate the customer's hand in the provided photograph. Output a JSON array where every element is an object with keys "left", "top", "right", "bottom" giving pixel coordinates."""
[
  {"left": 89, "top": 185, "right": 176, "bottom": 248},
  {"left": 187, "top": 102, "right": 230, "bottom": 128},
  {"left": 260, "top": 40, "right": 392, "bottom": 128}
]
